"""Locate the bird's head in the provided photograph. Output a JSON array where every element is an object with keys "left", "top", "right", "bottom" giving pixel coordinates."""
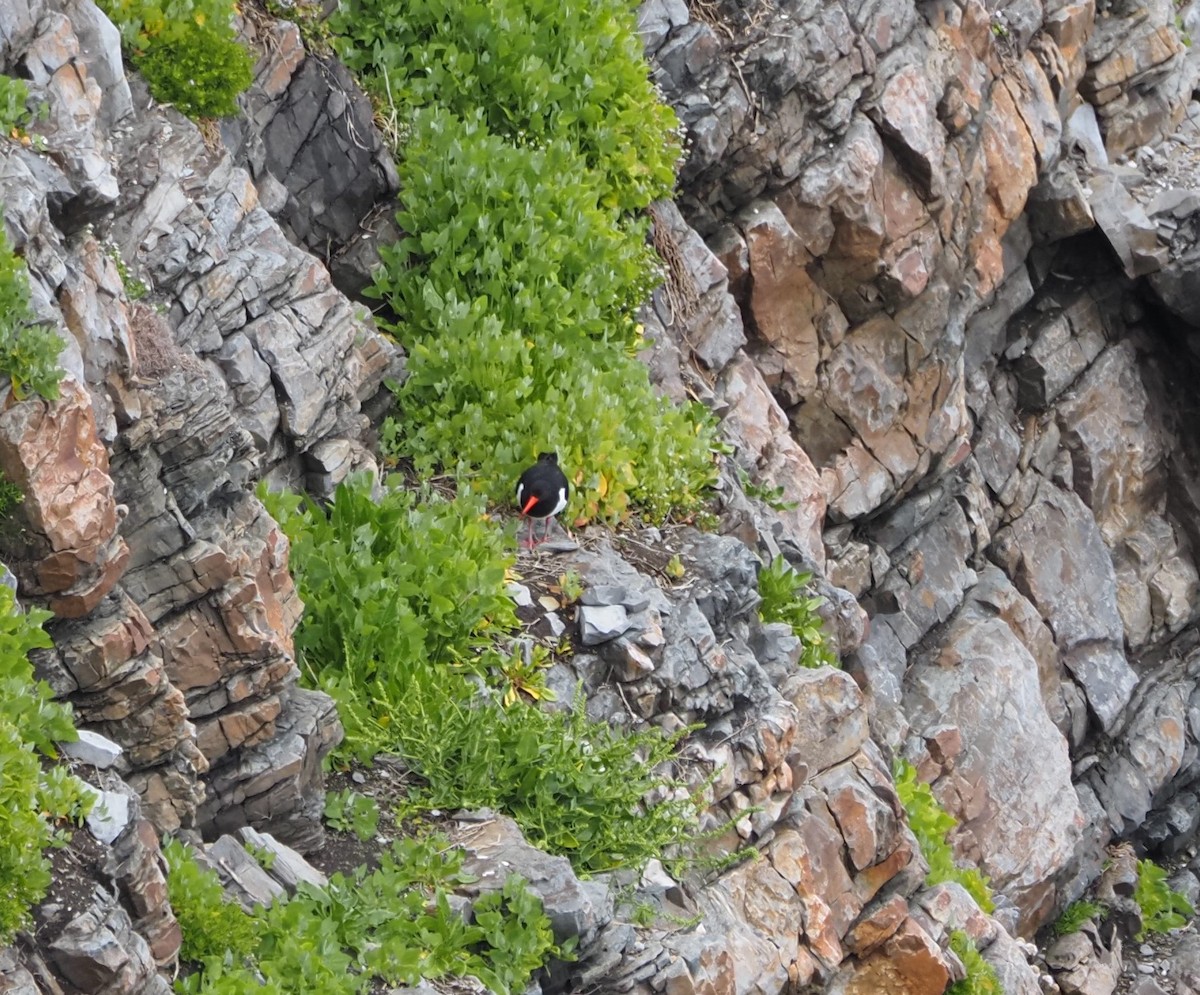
[{"left": 536, "top": 451, "right": 559, "bottom": 465}]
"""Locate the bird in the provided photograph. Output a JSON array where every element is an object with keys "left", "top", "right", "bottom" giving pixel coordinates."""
[{"left": 515, "top": 452, "right": 569, "bottom": 549}]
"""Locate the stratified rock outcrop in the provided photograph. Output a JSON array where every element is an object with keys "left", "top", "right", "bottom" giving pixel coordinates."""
[{"left": 7, "top": 0, "right": 1200, "bottom": 991}]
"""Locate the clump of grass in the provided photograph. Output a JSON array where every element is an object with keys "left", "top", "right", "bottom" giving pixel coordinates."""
[
  {"left": 757, "top": 556, "right": 838, "bottom": 668},
  {"left": 94, "top": 0, "right": 253, "bottom": 119},
  {"left": 264, "top": 476, "right": 703, "bottom": 874},
  {"left": 893, "top": 759, "right": 994, "bottom": 913},
  {"left": 1052, "top": 899, "right": 1107, "bottom": 937}
]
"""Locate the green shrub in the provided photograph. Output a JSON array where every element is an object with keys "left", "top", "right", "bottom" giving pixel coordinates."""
[
  {"left": 0, "top": 586, "right": 91, "bottom": 944},
  {"left": 94, "top": 0, "right": 253, "bottom": 119},
  {"left": 369, "top": 109, "right": 718, "bottom": 526},
  {"left": 0, "top": 75, "right": 35, "bottom": 134},
  {"left": 323, "top": 788, "right": 379, "bottom": 842},
  {"left": 757, "top": 556, "right": 838, "bottom": 669},
  {"left": 328, "top": 0, "right": 718, "bottom": 526},
  {"left": 947, "top": 930, "right": 1001, "bottom": 995},
  {"left": 167, "top": 833, "right": 560, "bottom": 995},
  {"left": 893, "top": 759, "right": 995, "bottom": 913},
  {"left": 1135, "top": 858, "right": 1194, "bottom": 938},
  {"left": 264, "top": 475, "right": 702, "bottom": 872},
  {"left": 164, "top": 837, "right": 258, "bottom": 964},
  {"left": 1052, "top": 898, "right": 1106, "bottom": 937},
  {"left": 0, "top": 221, "right": 63, "bottom": 401},
  {"left": 330, "top": 0, "right": 679, "bottom": 212}
]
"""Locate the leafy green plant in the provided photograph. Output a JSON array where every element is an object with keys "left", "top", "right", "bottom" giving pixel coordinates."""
[
  {"left": 1135, "top": 858, "right": 1194, "bottom": 938},
  {"left": 164, "top": 837, "right": 259, "bottom": 964},
  {"left": 0, "top": 220, "right": 63, "bottom": 401},
  {"left": 1053, "top": 898, "right": 1107, "bottom": 937},
  {"left": 323, "top": 788, "right": 379, "bottom": 842},
  {"left": 330, "top": 0, "right": 680, "bottom": 212},
  {"left": 0, "top": 586, "right": 91, "bottom": 944},
  {"left": 893, "top": 759, "right": 995, "bottom": 913},
  {"left": 104, "top": 242, "right": 149, "bottom": 301},
  {"left": 264, "top": 476, "right": 703, "bottom": 873},
  {"left": 736, "top": 467, "right": 799, "bottom": 511},
  {"left": 244, "top": 841, "right": 278, "bottom": 871},
  {"left": 947, "top": 930, "right": 1001, "bottom": 995},
  {"left": 757, "top": 556, "right": 838, "bottom": 669},
  {"left": 367, "top": 111, "right": 719, "bottom": 526},
  {"left": 93, "top": 0, "right": 253, "bottom": 119},
  {"left": 168, "top": 833, "right": 561, "bottom": 995},
  {"left": 0, "top": 75, "right": 34, "bottom": 135},
  {"left": 327, "top": 0, "right": 718, "bottom": 526}
]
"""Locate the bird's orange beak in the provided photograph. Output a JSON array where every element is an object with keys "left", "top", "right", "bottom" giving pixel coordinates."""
[{"left": 522, "top": 496, "right": 539, "bottom": 516}]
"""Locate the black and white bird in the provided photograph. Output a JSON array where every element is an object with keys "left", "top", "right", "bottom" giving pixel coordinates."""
[{"left": 515, "top": 452, "right": 569, "bottom": 549}]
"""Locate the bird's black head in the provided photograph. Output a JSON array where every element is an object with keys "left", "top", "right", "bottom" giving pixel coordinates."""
[{"left": 536, "top": 451, "right": 559, "bottom": 465}]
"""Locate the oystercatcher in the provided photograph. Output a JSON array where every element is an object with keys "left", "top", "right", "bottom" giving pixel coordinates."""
[{"left": 516, "top": 452, "right": 569, "bottom": 548}]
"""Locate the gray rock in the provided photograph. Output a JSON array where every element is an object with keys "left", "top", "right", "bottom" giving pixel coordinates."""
[
  {"left": 1045, "top": 926, "right": 1120, "bottom": 995},
  {"left": 867, "top": 501, "right": 977, "bottom": 651},
  {"left": 506, "top": 582, "right": 534, "bottom": 608},
  {"left": 207, "top": 835, "right": 287, "bottom": 909},
  {"left": 780, "top": 667, "right": 868, "bottom": 774},
  {"left": 993, "top": 482, "right": 1136, "bottom": 733},
  {"left": 1168, "top": 931, "right": 1200, "bottom": 992},
  {"left": 237, "top": 827, "right": 328, "bottom": 892},
  {"left": 453, "top": 814, "right": 611, "bottom": 946},
  {"left": 48, "top": 889, "right": 165, "bottom": 995},
  {"left": 62, "top": 0, "right": 133, "bottom": 128},
  {"left": 1009, "top": 302, "right": 1105, "bottom": 411},
  {"left": 905, "top": 601, "right": 1082, "bottom": 931},
  {"left": 63, "top": 729, "right": 123, "bottom": 769},
  {"left": 228, "top": 32, "right": 399, "bottom": 297},
  {"left": 1088, "top": 169, "right": 1168, "bottom": 278},
  {"left": 578, "top": 603, "right": 632, "bottom": 645},
  {"left": 581, "top": 584, "right": 651, "bottom": 613},
  {"left": 85, "top": 788, "right": 131, "bottom": 845}
]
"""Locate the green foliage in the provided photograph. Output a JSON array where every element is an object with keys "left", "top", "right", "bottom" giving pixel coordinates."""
[
  {"left": 164, "top": 837, "right": 259, "bottom": 964},
  {"left": 0, "top": 586, "right": 90, "bottom": 944},
  {"left": 168, "top": 833, "right": 561, "bottom": 995},
  {"left": 244, "top": 841, "right": 277, "bottom": 871},
  {"left": 0, "top": 221, "right": 63, "bottom": 402},
  {"left": 330, "top": 0, "right": 679, "bottom": 213},
  {"left": 261, "top": 476, "right": 517, "bottom": 753},
  {"left": 947, "top": 930, "right": 1001, "bottom": 995},
  {"left": 757, "top": 556, "right": 839, "bottom": 669},
  {"left": 893, "top": 759, "right": 995, "bottom": 913},
  {"left": 736, "top": 467, "right": 799, "bottom": 511},
  {"left": 323, "top": 788, "right": 379, "bottom": 842},
  {"left": 1135, "top": 858, "right": 1194, "bottom": 938},
  {"left": 0, "top": 75, "right": 34, "bottom": 134},
  {"left": 0, "top": 470, "right": 23, "bottom": 518},
  {"left": 328, "top": 0, "right": 717, "bottom": 526},
  {"left": 264, "top": 476, "right": 702, "bottom": 873},
  {"left": 104, "top": 242, "right": 149, "bottom": 301},
  {"left": 1053, "top": 899, "right": 1107, "bottom": 937},
  {"left": 368, "top": 110, "right": 718, "bottom": 526},
  {"left": 94, "top": 0, "right": 253, "bottom": 119}
]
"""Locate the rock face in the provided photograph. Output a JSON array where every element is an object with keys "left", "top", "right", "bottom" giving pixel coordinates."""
[
  {"left": 7, "top": 0, "right": 1200, "bottom": 992},
  {"left": 640, "top": 0, "right": 1200, "bottom": 967},
  {"left": 0, "top": 0, "right": 392, "bottom": 851}
]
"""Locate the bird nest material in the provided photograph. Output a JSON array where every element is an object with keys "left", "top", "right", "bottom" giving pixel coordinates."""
[{"left": 649, "top": 202, "right": 700, "bottom": 327}]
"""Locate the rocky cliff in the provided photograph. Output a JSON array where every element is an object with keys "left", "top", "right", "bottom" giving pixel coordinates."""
[{"left": 4, "top": 0, "right": 1200, "bottom": 993}]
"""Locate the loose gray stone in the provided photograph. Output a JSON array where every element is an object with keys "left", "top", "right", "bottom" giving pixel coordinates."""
[
  {"left": 63, "top": 729, "right": 123, "bottom": 769},
  {"left": 237, "top": 827, "right": 328, "bottom": 892},
  {"left": 85, "top": 787, "right": 131, "bottom": 845},
  {"left": 578, "top": 603, "right": 632, "bottom": 646}
]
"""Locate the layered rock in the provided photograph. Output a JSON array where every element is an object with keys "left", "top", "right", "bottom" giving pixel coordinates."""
[{"left": 0, "top": 0, "right": 393, "bottom": 846}]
